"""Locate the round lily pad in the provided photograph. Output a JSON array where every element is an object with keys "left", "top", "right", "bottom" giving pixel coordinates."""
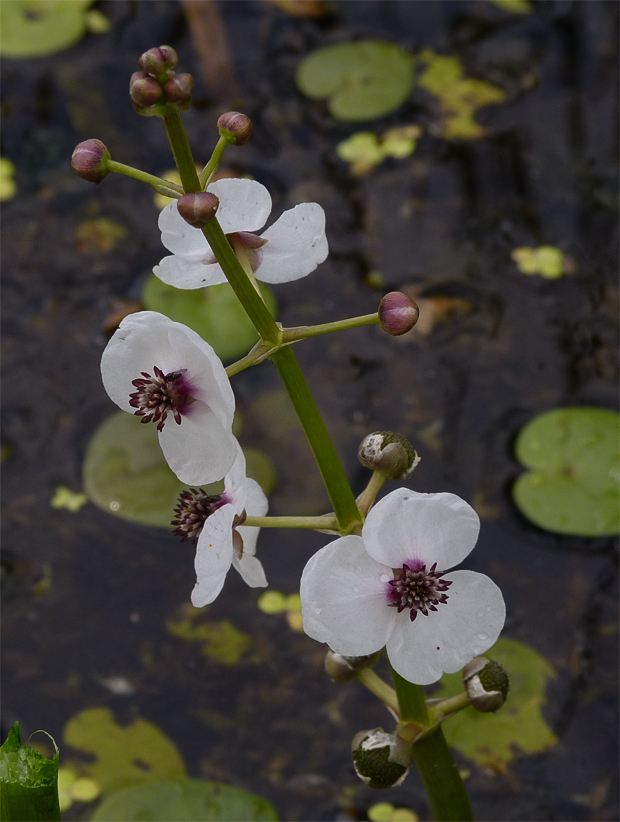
[
  {"left": 141, "top": 275, "right": 277, "bottom": 364},
  {"left": 512, "top": 407, "right": 619, "bottom": 537},
  {"left": 90, "top": 778, "right": 279, "bottom": 822},
  {"left": 0, "top": 1, "right": 92, "bottom": 59},
  {"left": 296, "top": 41, "right": 414, "bottom": 122},
  {"left": 82, "top": 412, "right": 275, "bottom": 528}
]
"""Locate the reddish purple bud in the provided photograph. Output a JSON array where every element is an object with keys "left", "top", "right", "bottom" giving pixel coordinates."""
[
  {"left": 378, "top": 291, "right": 419, "bottom": 336},
  {"left": 71, "top": 139, "right": 111, "bottom": 184},
  {"left": 217, "top": 111, "right": 253, "bottom": 146},
  {"left": 129, "top": 71, "right": 164, "bottom": 110},
  {"left": 177, "top": 192, "right": 219, "bottom": 228},
  {"left": 138, "top": 45, "right": 178, "bottom": 77},
  {"left": 163, "top": 73, "right": 194, "bottom": 110}
]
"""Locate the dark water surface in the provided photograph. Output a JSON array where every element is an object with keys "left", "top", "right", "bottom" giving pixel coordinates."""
[{"left": 2, "top": 2, "right": 618, "bottom": 820}]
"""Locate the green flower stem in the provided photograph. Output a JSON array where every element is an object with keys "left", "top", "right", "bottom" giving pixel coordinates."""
[
  {"left": 272, "top": 345, "right": 363, "bottom": 533},
  {"left": 427, "top": 692, "right": 471, "bottom": 722},
  {"left": 243, "top": 514, "right": 338, "bottom": 530},
  {"left": 225, "top": 342, "right": 275, "bottom": 377},
  {"left": 390, "top": 667, "right": 472, "bottom": 821},
  {"left": 199, "top": 135, "right": 229, "bottom": 188},
  {"left": 356, "top": 471, "right": 387, "bottom": 515},
  {"left": 356, "top": 668, "right": 400, "bottom": 715},
  {"left": 161, "top": 108, "right": 362, "bottom": 533},
  {"left": 282, "top": 313, "right": 380, "bottom": 343},
  {"left": 107, "top": 160, "right": 183, "bottom": 196},
  {"left": 411, "top": 728, "right": 473, "bottom": 822}
]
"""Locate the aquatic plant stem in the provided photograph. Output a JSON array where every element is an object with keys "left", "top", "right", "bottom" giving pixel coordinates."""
[
  {"left": 356, "top": 668, "right": 400, "bottom": 715},
  {"left": 244, "top": 514, "right": 338, "bottom": 530},
  {"left": 107, "top": 160, "right": 183, "bottom": 196},
  {"left": 199, "top": 135, "right": 229, "bottom": 187},
  {"left": 161, "top": 108, "right": 362, "bottom": 533},
  {"left": 391, "top": 666, "right": 473, "bottom": 821},
  {"left": 282, "top": 313, "right": 380, "bottom": 342}
]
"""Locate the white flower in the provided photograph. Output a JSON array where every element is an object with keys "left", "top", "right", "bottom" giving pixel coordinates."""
[
  {"left": 101, "top": 311, "right": 236, "bottom": 486},
  {"left": 173, "top": 443, "right": 268, "bottom": 606},
  {"left": 300, "top": 488, "right": 506, "bottom": 685},
  {"left": 154, "top": 177, "right": 328, "bottom": 288}
]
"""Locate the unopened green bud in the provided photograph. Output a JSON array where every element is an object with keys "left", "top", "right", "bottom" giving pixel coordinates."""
[
  {"left": 163, "top": 73, "right": 194, "bottom": 110},
  {"left": 324, "top": 650, "right": 381, "bottom": 683},
  {"left": 71, "top": 139, "right": 110, "bottom": 184},
  {"left": 358, "top": 431, "right": 420, "bottom": 480},
  {"left": 217, "top": 111, "right": 253, "bottom": 146},
  {"left": 177, "top": 192, "right": 219, "bottom": 228},
  {"left": 379, "top": 291, "right": 419, "bottom": 336},
  {"left": 351, "top": 728, "right": 410, "bottom": 789},
  {"left": 129, "top": 71, "right": 163, "bottom": 113},
  {"left": 138, "top": 45, "right": 178, "bottom": 77},
  {"left": 463, "top": 657, "right": 509, "bottom": 712}
]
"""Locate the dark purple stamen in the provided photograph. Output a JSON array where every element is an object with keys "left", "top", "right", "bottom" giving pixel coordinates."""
[
  {"left": 386, "top": 560, "right": 452, "bottom": 622},
  {"left": 172, "top": 489, "right": 229, "bottom": 543},
  {"left": 129, "top": 366, "right": 195, "bottom": 432}
]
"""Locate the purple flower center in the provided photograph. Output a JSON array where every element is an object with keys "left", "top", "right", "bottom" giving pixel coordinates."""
[
  {"left": 386, "top": 560, "right": 452, "bottom": 622},
  {"left": 129, "top": 366, "right": 196, "bottom": 432},
  {"left": 172, "top": 488, "right": 246, "bottom": 544}
]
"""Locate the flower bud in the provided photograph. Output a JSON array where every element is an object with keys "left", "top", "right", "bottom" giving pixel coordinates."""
[
  {"left": 351, "top": 728, "right": 410, "bottom": 789},
  {"left": 217, "top": 111, "right": 253, "bottom": 146},
  {"left": 163, "top": 73, "right": 194, "bottom": 110},
  {"left": 324, "top": 650, "right": 381, "bottom": 683},
  {"left": 358, "top": 431, "right": 420, "bottom": 481},
  {"left": 463, "top": 657, "right": 509, "bottom": 713},
  {"left": 71, "top": 139, "right": 110, "bottom": 184},
  {"left": 129, "top": 71, "right": 164, "bottom": 112},
  {"left": 379, "top": 291, "right": 420, "bottom": 336},
  {"left": 138, "top": 45, "right": 178, "bottom": 77},
  {"left": 177, "top": 192, "right": 219, "bottom": 228}
]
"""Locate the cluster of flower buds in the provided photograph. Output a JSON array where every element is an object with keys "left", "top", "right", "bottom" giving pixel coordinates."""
[
  {"left": 462, "top": 656, "right": 509, "bottom": 712},
  {"left": 130, "top": 45, "right": 194, "bottom": 116},
  {"left": 351, "top": 728, "right": 411, "bottom": 789},
  {"left": 358, "top": 431, "right": 420, "bottom": 481}
]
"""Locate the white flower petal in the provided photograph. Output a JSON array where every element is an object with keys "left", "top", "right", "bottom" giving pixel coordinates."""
[
  {"left": 153, "top": 254, "right": 227, "bottom": 289},
  {"left": 233, "top": 553, "right": 268, "bottom": 588},
  {"left": 159, "top": 201, "right": 208, "bottom": 255},
  {"left": 159, "top": 403, "right": 236, "bottom": 485},
  {"left": 385, "top": 570, "right": 506, "bottom": 685},
  {"left": 300, "top": 536, "right": 395, "bottom": 656},
  {"left": 255, "top": 203, "right": 328, "bottom": 283},
  {"left": 208, "top": 178, "right": 272, "bottom": 234},
  {"left": 363, "top": 488, "right": 480, "bottom": 571},
  {"left": 191, "top": 505, "right": 236, "bottom": 607},
  {"left": 223, "top": 442, "right": 249, "bottom": 510}
]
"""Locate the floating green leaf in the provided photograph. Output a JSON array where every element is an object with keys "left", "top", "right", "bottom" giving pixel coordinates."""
[
  {"left": 336, "top": 125, "right": 421, "bottom": 175},
  {"left": 0, "top": 1, "right": 93, "bottom": 58},
  {"left": 57, "top": 768, "right": 100, "bottom": 812},
  {"left": 434, "top": 637, "right": 558, "bottom": 767},
  {"left": 166, "top": 614, "right": 252, "bottom": 665},
  {"left": 296, "top": 41, "right": 414, "bottom": 122},
  {"left": 0, "top": 157, "right": 17, "bottom": 201},
  {"left": 90, "top": 778, "right": 279, "bottom": 822},
  {"left": 83, "top": 412, "right": 275, "bottom": 528},
  {"left": 490, "top": 0, "right": 533, "bottom": 12},
  {"left": 63, "top": 708, "right": 186, "bottom": 794},
  {"left": 417, "top": 49, "right": 506, "bottom": 139},
  {"left": 142, "top": 275, "right": 277, "bottom": 364},
  {"left": 513, "top": 407, "right": 620, "bottom": 536},
  {"left": 511, "top": 245, "right": 567, "bottom": 279},
  {"left": 50, "top": 486, "right": 88, "bottom": 512}
]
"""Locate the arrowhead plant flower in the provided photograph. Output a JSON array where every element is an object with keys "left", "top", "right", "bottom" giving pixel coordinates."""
[
  {"left": 154, "top": 177, "right": 328, "bottom": 288},
  {"left": 300, "top": 488, "right": 506, "bottom": 685},
  {"left": 172, "top": 443, "right": 268, "bottom": 606},
  {"left": 101, "top": 311, "right": 236, "bottom": 485}
]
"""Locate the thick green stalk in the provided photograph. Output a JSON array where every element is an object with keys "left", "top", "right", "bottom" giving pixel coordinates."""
[
  {"left": 412, "top": 729, "right": 473, "bottom": 822},
  {"left": 161, "top": 107, "right": 361, "bottom": 532},
  {"left": 272, "top": 346, "right": 362, "bottom": 532},
  {"left": 391, "top": 668, "right": 430, "bottom": 728}
]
